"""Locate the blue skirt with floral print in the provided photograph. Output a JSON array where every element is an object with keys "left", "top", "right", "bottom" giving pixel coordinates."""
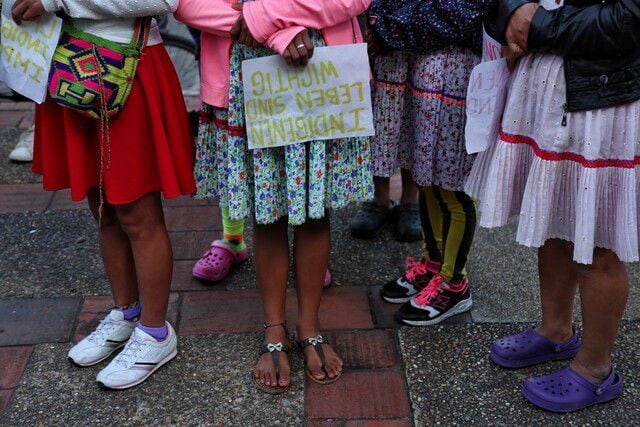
[{"left": 194, "top": 31, "right": 374, "bottom": 225}]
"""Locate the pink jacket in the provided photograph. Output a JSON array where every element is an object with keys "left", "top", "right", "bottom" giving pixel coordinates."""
[{"left": 174, "top": 0, "right": 370, "bottom": 108}]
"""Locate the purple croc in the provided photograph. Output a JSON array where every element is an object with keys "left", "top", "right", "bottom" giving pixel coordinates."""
[
  {"left": 522, "top": 366, "right": 623, "bottom": 413},
  {"left": 490, "top": 328, "right": 580, "bottom": 368}
]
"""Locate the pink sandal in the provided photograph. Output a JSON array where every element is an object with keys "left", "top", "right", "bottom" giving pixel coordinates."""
[{"left": 192, "top": 240, "right": 249, "bottom": 282}]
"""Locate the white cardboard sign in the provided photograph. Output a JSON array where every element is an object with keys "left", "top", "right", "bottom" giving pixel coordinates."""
[
  {"left": 465, "top": 57, "right": 512, "bottom": 154},
  {"left": 540, "top": 0, "right": 563, "bottom": 10},
  {"left": 1, "top": 0, "right": 62, "bottom": 103},
  {"left": 465, "top": 27, "right": 513, "bottom": 154},
  {"left": 241, "top": 44, "right": 375, "bottom": 149}
]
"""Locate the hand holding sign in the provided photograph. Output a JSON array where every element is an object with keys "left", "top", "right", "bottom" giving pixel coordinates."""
[
  {"left": 10, "top": 0, "right": 46, "bottom": 25},
  {"left": 241, "top": 44, "right": 375, "bottom": 149},
  {"left": 1, "top": 0, "right": 62, "bottom": 103}
]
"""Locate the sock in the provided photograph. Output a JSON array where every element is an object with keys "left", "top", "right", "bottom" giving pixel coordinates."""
[
  {"left": 138, "top": 324, "right": 169, "bottom": 342},
  {"left": 221, "top": 207, "right": 246, "bottom": 251},
  {"left": 116, "top": 301, "right": 141, "bottom": 322}
]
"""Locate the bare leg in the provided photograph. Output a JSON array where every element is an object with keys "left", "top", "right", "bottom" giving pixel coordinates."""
[
  {"left": 294, "top": 215, "right": 343, "bottom": 380},
  {"left": 399, "top": 168, "right": 418, "bottom": 205},
  {"left": 253, "top": 218, "right": 291, "bottom": 388},
  {"left": 536, "top": 239, "right": 578, "bottom": 342},
  {"left": 374, "top": 176, "right": 391, "bottom": 207},
  {"left": 87, "top": 188, "right": 138, "bottom": 307},
  {"left": 114, "top": 192, "right": 172, "bottom": 327},
  {"left": 572, "top": 248, "right": 629, "bottom": 383}
]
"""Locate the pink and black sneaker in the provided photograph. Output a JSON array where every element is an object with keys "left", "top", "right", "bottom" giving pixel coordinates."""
[
  {"left": 380, "top": 258, "right": 441, "bottom": 304},
  {"left": 396, "top": 275, "right": 473, "bottom": 326}
]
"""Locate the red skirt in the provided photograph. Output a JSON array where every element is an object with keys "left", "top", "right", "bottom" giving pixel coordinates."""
[{"left": 33, "top": 44, "right": 196, "bottom": 205}]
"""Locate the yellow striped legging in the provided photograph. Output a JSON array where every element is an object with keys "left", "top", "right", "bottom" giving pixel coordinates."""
[{"left": 419, "top": 186, "right": 477, "bottom": 284}]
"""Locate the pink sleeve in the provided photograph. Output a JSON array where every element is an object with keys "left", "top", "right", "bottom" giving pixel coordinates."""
[
  {"left": 264, "top": 26, "right": 307, "bottom": 55},
  {"left": 243, "top": 0, "right": 371, "bottom": 44},
  {"left": 174, "top": 0, "right": 240, "bottom": 37}
]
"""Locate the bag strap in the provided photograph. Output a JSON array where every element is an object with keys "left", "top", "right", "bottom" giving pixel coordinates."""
[{"left": 130, "top": 17, "right": 152, "bottom": 54}]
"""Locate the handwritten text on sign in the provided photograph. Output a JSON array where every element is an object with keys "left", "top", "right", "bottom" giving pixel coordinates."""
[
  {"left": 242, "top": 44, "right": 374, "bottom": 149},
  {"left": 1, "top": 0, "right": 62, "bottom": 103},
  {"left": 465, "top": 28, "right": 512, "bottom": 155}
]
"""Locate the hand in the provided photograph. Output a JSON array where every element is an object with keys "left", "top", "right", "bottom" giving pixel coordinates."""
[
  {"left": 505, "top": 3, "right": 540, "bottom": 52},
  {"left": 11, "top": 0, "right": 45, "bottom": 25},
  {"left": 231, "top": 2, "right": 261, "bottom": 48},
  {"left": 283, "top": 29, "right": 314, "bottom": 67},
  {"left": 503, "top": 44, "right": 525, "bottom": 71},
  {"left": 366, "top": 32, "right": 393, "bottom": 58}
]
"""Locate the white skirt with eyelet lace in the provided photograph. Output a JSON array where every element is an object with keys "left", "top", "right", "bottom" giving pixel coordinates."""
[{"left": 465, "top": 53, "right": 640, "bottom": 264}]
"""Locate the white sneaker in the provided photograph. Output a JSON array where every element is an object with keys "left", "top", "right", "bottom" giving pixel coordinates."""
[
  {"left": 9, "top": 126, "right": 34, "bottom": 162},
  {"left": 68, "top": 309, "right": 136, "bottom": 367},
  {"left": 96, "top": 323, "right": 178, "bottom": 390}
]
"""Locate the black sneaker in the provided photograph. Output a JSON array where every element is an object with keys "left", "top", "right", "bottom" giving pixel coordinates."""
[
  {"left": 380, "top": 258, "right": 440, "bottom": 304},
  {"left": 396, "top": 275, "right": 473, "bottom": 326}
]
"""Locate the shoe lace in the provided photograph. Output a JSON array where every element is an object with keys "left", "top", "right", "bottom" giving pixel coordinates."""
[
  {"left": 404, "top": 257, "right": 428, "bottom": 282},
  {"left": 414, "top": 275, "right": 444, "bottom": 306},
  {"left": 115, "top": 335, "right": 145, "bottom": 368},
  {"left": 87, "top": 315, "right": 118, "bottom": 345}
]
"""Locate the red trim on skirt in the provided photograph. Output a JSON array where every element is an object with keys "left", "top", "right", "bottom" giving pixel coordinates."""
[
  {"left": 33, "top": 44, "right": 196, "bottom": 205},
  {"left": 500, "top": 130, "right": 640, "bottom": 169}
]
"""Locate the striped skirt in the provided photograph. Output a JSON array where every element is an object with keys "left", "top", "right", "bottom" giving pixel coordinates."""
[{"left": 370, "top": 47, "right": 479, "bottom": 191}]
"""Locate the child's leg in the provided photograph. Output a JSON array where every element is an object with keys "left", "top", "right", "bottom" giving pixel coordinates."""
[
  {"left": 221, "top": 206, "right": 246, "bottom": 250},
  {"left": 294, "top": 216, "right": 343, "bottom": 380},
  {"left": 374, "top": 176, "right": 391, "bottom": 207},
  {"left": 536, "top": 239, "right": 578, "bottom": 342},
  {"left": 400, "top": 168, "right": 418, "bottom": 205},
  {"left": 86, "top": 188, "right": 139, "bottom": 310},
  {"left": 254, "top": 217, "right": 291, "bottom": 388},
  {"left": 573, "top": 248, "right": 629, "bottom": 383},
  {"left": 420, "top": 187, "right": 443, "bottom": 263},
  {"left": 432, "top": 187, "right": 476, "bottom": 284},
  {"left": 114, "top": 192, "right": 172, "bottom": 330}
]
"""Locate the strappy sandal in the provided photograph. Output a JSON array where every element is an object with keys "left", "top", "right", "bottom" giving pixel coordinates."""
[
  {"left": 253, "top": 322, "right": 292, "bottom": 395},
  {"left": 298, "top": 335, "right": 342, "bottom": 385}
]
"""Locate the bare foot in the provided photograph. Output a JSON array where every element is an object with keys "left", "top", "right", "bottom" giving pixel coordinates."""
[
  {"left": 254, "top": 326, "right": 291, "bottom": 388},
  {"left": 301, "top": 338, "right": 343, "bottom": 381},
  {"left": 570, "top": 358, "right": 612, "bottom": 385}
]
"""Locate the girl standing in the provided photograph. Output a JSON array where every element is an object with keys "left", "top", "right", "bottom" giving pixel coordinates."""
[
  {"left": 368, "top": 0, "right": 495, "bottom": 325},
  {"left": 13, "top": 0, "right": 195, "bottom": 389},
  {"left": 467, "top": 0, "right": 639, "bottom": 412},
  {"left": 176, "top": 0, "right": 372, "bottom": 393}
]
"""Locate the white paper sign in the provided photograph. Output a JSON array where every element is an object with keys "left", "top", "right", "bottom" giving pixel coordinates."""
[
  {"left": 1, "top": 0, "right": 62, "bottom": 103},
  {"left": 241, "top": 44, "right": 375, "bottom": 149},
  {"left": 482, "top": 27, "right": 503, "bottom": 62},
  {"left": 465, "top": 59, "right": 512, "bottom": 154},
  {"left": 540, "top": 0, "right": 563, "bottom": 10}
]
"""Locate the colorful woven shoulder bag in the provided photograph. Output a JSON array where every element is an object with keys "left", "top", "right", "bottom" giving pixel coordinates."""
[{"left": 48, "top": 17, "right": 151, "bottom": 120}]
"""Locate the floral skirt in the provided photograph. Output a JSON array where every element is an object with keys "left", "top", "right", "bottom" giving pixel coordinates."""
[
  {"left": 194, "top": 33, "right": 374, "bottom": 225},
  {"left": 371, "top": 47, "right": 479, "bottom": 191},
  {"left": 465, "top": 54, "right": 640, "bottom": 264}
]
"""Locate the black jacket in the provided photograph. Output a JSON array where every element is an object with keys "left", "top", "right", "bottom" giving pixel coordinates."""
[{"left": 498, "top": 0, "right": 640, "bottom": 112}]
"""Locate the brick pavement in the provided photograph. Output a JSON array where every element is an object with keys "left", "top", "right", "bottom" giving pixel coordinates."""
[
  {"left": 0, "top": 186, "right": 417, "bottom": 423},
  {"left": 0, "top": 101, "right": 416, "bottom": 423}
]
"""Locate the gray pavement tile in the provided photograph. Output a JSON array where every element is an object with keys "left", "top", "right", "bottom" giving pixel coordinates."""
[
  {"left": 0, "top": 129, "right": 39, "bottom": 185},
  {"left": 467, "top": 219, "right": 640, "bottom": 322},
  {"left": 2, "top": 333, "right": 305, "bottom": 426},
  {"left": 399, "top": 321, "right": 640, "bottom": 426},
  {"left": 328, "top": 205, "right": 422, "bottom": 289},
  {"left": 0, "top": 297, "right": 81, "bottom": 345},
  {"left": 0, "top": 210, "right": 109, "bottom": 298}
]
